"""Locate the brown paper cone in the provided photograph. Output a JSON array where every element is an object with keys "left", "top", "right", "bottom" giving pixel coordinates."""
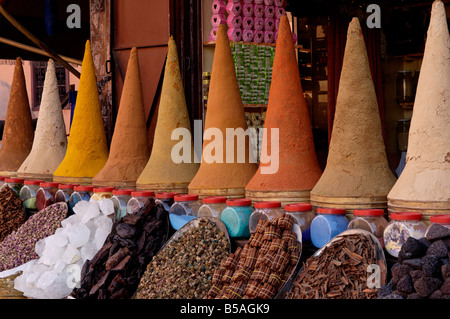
[
  {"left": 0, "top": 57, "right": 34, "bottom": 176},
  {"left": 310, "top": 17, "right": 396, "bottom": 213},
  {"left": 136, "top": 37, "right": 199, "bottom": 193},
  {"left": 17, "top": 59, "right": 67, "bottom": 181},
  {"left": 188, "top": 24, "right": 257, "bottom": 198},
  {"left": 388, "top": 0, "right": 450, "bottom": 220},
  {"left": 245, "top": 16, "right": 322, "bottom": 205},
  {"left": 92, "top": 47, "right": 149, "bottom": 188},
  {"left": 53, "top": 40, "right": 109, "bottom": 184}
]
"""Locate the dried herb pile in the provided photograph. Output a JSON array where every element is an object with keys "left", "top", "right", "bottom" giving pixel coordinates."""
[
  {"left": 70, "top": 200, "right": 169, "bottom": 299},
  {"left": 286, "top": 232, "right": 380, "bottom": 299},
  {"left": 205, "top": 213, "right": 301, "bottom": 299},
  {"left": 0, "top": 185, "right": 25, "bottom": 242},
  {"left": 378, "top": 223, "right": 450, "bottom": 299},
  {"left": 0, "top": 202, "right": 67, "bottom": 271},
  {"left": 135, "top": 218, "right": 230, "bottom": 299}
]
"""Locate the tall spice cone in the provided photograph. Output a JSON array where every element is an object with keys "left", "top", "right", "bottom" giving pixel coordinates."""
[
  {"left": 0, "top": 57, "right": 34, "bottom": 177},
  {"left": 388, "top": 0, "right": 450, "bottom": 220},
  {"left": 136, "top": 37, "right": 199, "bottom": 193},
  {"left": 93, "top": 47, "right": 149, "bottom": 188},
  {"left": 17, "top": 59, "right": 67, "bottom": 181},
  {"left": 188, "top": 24, "right": 258, "bottom": 198},
  {"left": 245, "top": 16, "right": 322, "bottom": 206},
  {"left": 310, "top": 17, "right": 396, "bottom": 215},
  {"left": 53, "top": 40, "right": 109, "bottom": 184}
]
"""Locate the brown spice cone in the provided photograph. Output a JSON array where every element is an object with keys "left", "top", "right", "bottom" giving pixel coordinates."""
[
  {"left": 188, "top": 24, "right": 257, "bottom": 198},
  {"left": 310, "top": 17, "right": 396, "bottom": 211},
  {"left": 0, "top": 57, "right": 34, "bottom": 176},
  {"left": 388, "top": 0, "right": 450, "bottom": 218},
  {"left": 93, "top": 47, "right": 149, "bottom": 188},
  {"left": 245, "top": 16, "right": 322, "bottom": 205}
]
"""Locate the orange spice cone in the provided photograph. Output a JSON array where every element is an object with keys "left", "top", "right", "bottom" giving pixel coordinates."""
[
  {"left": 188, "top": 24, "right": 258, "bottom": 198},
  {"left": 136, "top": 37, "right": 199, "bottom": 193},
  {"left": 92, "top": 47, "right": 149, "bottom": 188},
  {"left": 388, "top": 0, "right": 450, "bottom": 220},
  {"left": 310, "top": 17, "right": 396, "bottom": 214},
  {"left": 0, "top": 57, "right": 34, "bottom": 177},
  {"left": 245, "top": 16, "right": 322, "bottom": 206},
  {"left": 17, "top": 59, "right": 67, "bottom": 181},
  {"left": 53, "top": 40, "right": 109, "bottom": 184}
]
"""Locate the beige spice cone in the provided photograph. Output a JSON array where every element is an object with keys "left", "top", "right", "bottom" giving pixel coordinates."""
[
  {"left": 17, "top": 59, "right": 67, "bottom": 180},
  {"left": 188, "top": 24, "right": 257, "bottom": 197},
  {"left": 245, "top": 16, "right": 322, "bottom": 202},
  {"left": 388, "top": 0, "right": 450, "bottom": 216},
  {"left": 310, "top": 17, "right": 396, "bottom": 209},
  {"left": 0, "top": 57, "right": 34, "bottom": 176},
  {"left": 53, "top": 40, "right": 109, "bottom": 184},
  {"left": 93, "top": 47, "right": 150, "bottom": 188},
  {"left": 136, "top": 37, "right": 199, "bottom": 192}
]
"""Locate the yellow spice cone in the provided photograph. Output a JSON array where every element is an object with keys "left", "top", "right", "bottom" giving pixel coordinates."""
[
  {"left": 310, "top": 17, "right": 396, "bottom": 213},
  {"left": 93, "top": 47, "right": 149, "bottom": 188},
  {"left": 0, "top": 57, "right": 34, "bottom": 176},
  {"left": 53, "top": 40, "right": 109, "bottom": 184},
  {"left": 388, "top": 0, "right": 450, "bottom": 220},
  {"left": 188, "top": 24, "right": 258, "bottom": 198},
  {"left": 136, "top": 37, "right": 199, "bottom": 193},
  {"left": 17, "top": 59, "right": 67, "bottom": 181}
]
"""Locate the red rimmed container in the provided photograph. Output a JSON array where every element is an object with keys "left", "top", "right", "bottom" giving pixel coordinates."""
[
  {"left": 220, "top": 198, "right": 254, "bottom": 238},
  {"left": 91, "top": 187, "right": 115, "bottom": 201},
  {"left": 68, "top": 186, "right": 95, "bottom": 213},
  {"left": 126, "top": 190, "right": 155, "bottom": 216},
  {"left": 36, "top": 182, "right": 60, "bottom": 211},
  {"left": 2, "top": 178, "right": 25, "bottom": 195},
  {"left": 19, "top": 180, "right": 45, "bottom": 214},
  {"left": 284, "top": 203, "right": 315, "bottom": 244},
  {"left": 310, "top": 207, "right": 349, "bottom": 249},
  {"left": 168, "top": 194, "right": 201, "bottom": 231},
  {"left": 347, "top": 209, "right": 388, "bottom": 246},
  {"left": 197, "top": 196, "right": 228, "bottom": 218},
  {"left": 248, "top": 201, "right": 283, "bottom": 234},
  {"left": 383, "top": 212, "right": 427, "bottom": 258},
  {"left": 111, "top": 189, "right": 134, "bottom": 220},
  {"left": 154, "top": 192, "right": 178, "bottom": 212},
  {"left": 54, "top": 184, "right": 79, "bottom": 204}
]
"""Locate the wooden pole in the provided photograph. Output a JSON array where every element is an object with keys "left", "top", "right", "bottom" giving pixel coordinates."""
[
  {"left": 0, "top": 37, "right": 82, "bottom": 65},
  {"left": 0, "top": 4, "right": 81, "bottom": 78}
]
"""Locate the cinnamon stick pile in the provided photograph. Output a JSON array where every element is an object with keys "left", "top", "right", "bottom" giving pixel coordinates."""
[{"left": 286, "top": 232, "right": 380, "bottom": 299}]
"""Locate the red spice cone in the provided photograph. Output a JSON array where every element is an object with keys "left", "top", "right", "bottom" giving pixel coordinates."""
[
  {"left": 188, "top": 24, "right": 257, "bottom": 198},
  {"left": 245, "top": 15, "right": 322, "bottom": 205},
  {"left": 0, "top": 57, "right": 34, "bottom": 176}
]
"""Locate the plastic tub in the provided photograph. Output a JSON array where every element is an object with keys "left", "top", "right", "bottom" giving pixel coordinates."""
[
  {"left": 248, "top": 201, "right": 283, "bottom": 233},
  {"left": 154, "top": 192, "right": 178, "bottom": 212},
  {"left": 197, "top": 196, "right": 227, "bottom": 218},
  {"left": 19, "top": 180, "right": 44, "bottom": 211},
  {"left": 310, "top": 208, "right": 349, "bottom": 249},
  {"left": 90, "top": 187, "right": 115, "bottom": 201},
  {"left": 220, "top": 198, "right": 253, "bottom": 238},
  {"left": 2, "top": 178, "right": 25, "bottom": 196},
  {"left": 284, "top": 203, "right": 315, "bottom": 244},
  {"left": 347, "top": 209, "right": 388, "bottom": 247},
  {"left": 68, "top": 186, "right": 95, "bottom": 212},
  {"left": 168, "top": 194, "right": 201, "bottom": 231},
  {"left": 36, "top": 182, "right": 60, "bottom": 211},
  {"left": 126, "top": 191, "right": 155, "bottom": 215},
  {"left": 112, "top": 189, "right": 134, "bottom": 220}
]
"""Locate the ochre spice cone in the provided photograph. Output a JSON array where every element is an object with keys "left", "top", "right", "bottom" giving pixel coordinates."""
[
  {"left": 245, "top": 16, "right": 322, "bottom": 204},
  {"left": 388, "top": 0, "right": 450, "bottom": 219},
  {"left": 310, "top": 17, "right": 396, "bottom": 210},
  {"left": 0, "top": 57, "right": 34, "bottom": 176},
  {"left": 53, "top": 40, "right": 109, "bottom": 184},
  {"left": 93, "top": 47, "right": 149, "bottom": 188},
  {"left": 17, "top": 59, "right": 67, "bottom": 180},
  {"left": 188, "top": 24, "right": 257, "bottom": 198},
  {"left": 136, "top": 36, "right": 199, "bottom": 193}
]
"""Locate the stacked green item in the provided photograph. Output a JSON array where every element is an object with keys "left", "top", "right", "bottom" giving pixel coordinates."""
[{"left": 231, "top": 42, "right": 275, "bottom": 105}]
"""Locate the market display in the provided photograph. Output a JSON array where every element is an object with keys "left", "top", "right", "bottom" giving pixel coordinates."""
[
  {"left": 286, "top": 230, "right": 384, "bottom": 299},
  {"left": 205, "top": 213, "right": 301, "bottom": 299},
  {"left": 0, "top": 57, "right": 34, "bottom": 177},
  {"left": 13, "top": 199, "right": 114, "bottom": 299},
  {"left": 16, "top": 59, "right": 67, "bottom": 181},
  {"left": 387, "top": 0, "right": 450, "bottom": 219},
  {"left": 0, "top": 185, "right": 25, "bottom": 241},
  {"left": 69, "top": 199, "right": 169, "bottom": 299},
  {"left": 92, "top": 47, "right": 149, "bottom": 189},
  {"left": 135, "top": 217, "right": 230, "bottom": 299},
  {"left": 136, "top": 37, "right": 199, "bottom": 194},
  {"left": 310, "top": 17, "right": 396, "bottom": 214},
  {"left": 0, "top": 202, "right": 67, "bottom": 272},
  {"left": 52, "top": 40, "right": 109, "bottom": 184},
  {"left": 188, "top": 23, "right": 258, "bottom": 199},
  {"left": 245, "top": 15, "right": 322, "bottom": 206},
  {"left": 378, "top": 223, "right": 450, "bottom": 299}
]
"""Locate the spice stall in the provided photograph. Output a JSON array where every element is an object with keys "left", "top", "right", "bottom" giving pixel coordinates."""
[{"left": 0, "top": 0, "right": 448, "bottom": 303}]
